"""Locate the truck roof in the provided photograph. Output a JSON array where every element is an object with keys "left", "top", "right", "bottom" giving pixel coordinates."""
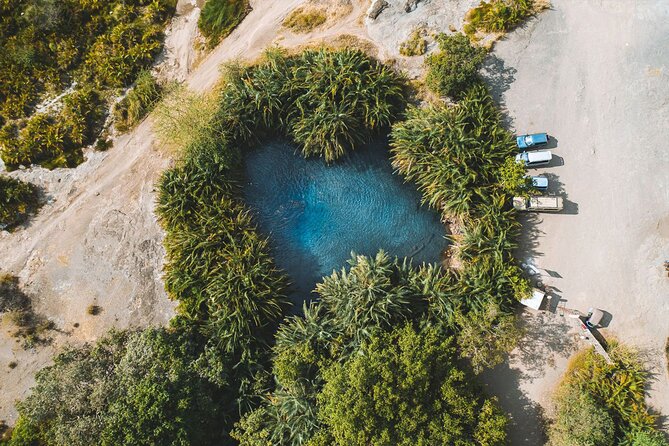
[
  {"left": 527, "top": 151, "right": 552, "bottom": 163},
  {"left": 529, "top": 196, "right": 563, "bottom": 209}
]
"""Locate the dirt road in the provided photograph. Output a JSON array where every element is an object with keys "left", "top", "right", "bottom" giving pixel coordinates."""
[{"left": 481, "top": 0, "right": 669, "bottom": 442}]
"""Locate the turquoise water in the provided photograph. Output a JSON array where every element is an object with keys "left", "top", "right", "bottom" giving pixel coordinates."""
[{"left": 242, "top": 140, "right": 447, "bottom": 303}]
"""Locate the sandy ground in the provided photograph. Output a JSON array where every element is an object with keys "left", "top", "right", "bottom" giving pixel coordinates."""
[{"left": 480, "top": 0, "right": 669, "bottom": 443}]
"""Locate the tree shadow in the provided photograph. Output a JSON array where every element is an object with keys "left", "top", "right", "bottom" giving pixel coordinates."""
[
  {"left": 514, "top": 310, "right": 579, "bottom": 382},
  {"left": 516, "top": 212, "right": 544, "bottom": 264},
  {"left": 480, "top": 54, "right": 517, "bottom": 127},
  {"left": 479, "top": 358, "right": 549, "bottom": 445}
]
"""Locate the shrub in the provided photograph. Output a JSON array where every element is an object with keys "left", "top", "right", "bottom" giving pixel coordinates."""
[
  {"left": 399, "top": 28, "right": 428, "bottom": 57},
  {"left": 86, "top": 305, "right": 102, "bottom": 316},
  {"left": 0, "top": 87, "right": 105, "bottom": 169},
  {"left": 283, "top": 7, "right": 327, "bottom": 33},
  {"left": 549, "top": 345, "right": 666, "bottom": 445},
  {"left": 425, "top": 33, "right": 487, "bottom": 99},
  {"left": 0, "top": 176, "right": 39, "bottom": 230},
  {"left": 464, "top": 0, "right": 539, "bottom": 37},
  {"left": 60, "top": 87, "right": 107, "bottom": 146},
  {"left": 113, "top": 70, "right": 162, "bottom": 133},
  {"left": 198, "top": 0, "right": 250, "bottom": 48},
  {"left": 0, "top": 274, "right": 30, "bottom": 313},
  {"left": 548, "top": 384, "right": 615, "bottom": 446}
]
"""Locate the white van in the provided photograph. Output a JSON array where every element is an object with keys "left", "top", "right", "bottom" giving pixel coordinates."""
[{"left": 515, "top": 150, "right": 552, "bottom": 167}]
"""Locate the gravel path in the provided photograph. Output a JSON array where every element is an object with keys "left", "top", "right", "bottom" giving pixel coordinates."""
[{"left": 481, "top": 0, "right": 669, "bottom": 442}]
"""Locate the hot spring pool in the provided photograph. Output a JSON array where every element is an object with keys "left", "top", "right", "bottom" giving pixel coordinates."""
[{"left": 242, "top": 140, "right": 447, "bottom": 304}]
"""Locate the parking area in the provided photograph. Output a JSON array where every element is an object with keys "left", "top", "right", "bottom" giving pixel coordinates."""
[{"left": 481, "top": 0, "right": 669, "bottom": 442}]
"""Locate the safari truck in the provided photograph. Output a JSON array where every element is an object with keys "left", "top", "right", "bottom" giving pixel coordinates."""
[{"left": 513, "top": 196, "right": 564, "bottom": 212}]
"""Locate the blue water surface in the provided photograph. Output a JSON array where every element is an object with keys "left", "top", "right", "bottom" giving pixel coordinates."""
[{"left": 242, "top": 140, "right": 447, "bottom": 304}]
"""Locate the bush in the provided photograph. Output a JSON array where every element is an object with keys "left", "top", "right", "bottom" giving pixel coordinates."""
[
  {"left": 0, "top": 176, "right": 39, "bottom": 230},
  {"left": 283, "top": 7, "right": 327, "bottom": 33},
  {"left": 425, "top": 33, "right": 487, "bottom": 99},
  {"left": 198, "top": 0, "right": 250, "bottom": 48},
  {"left": 0, "top": 87, "right": 105, "bottom": 169},
  {"left": 399, "top": 28, "right": 428, "bottom": 57},
  {"left": 549, "top": 345, "right": 666, "bottom": 445},
  {"left": 464, "top": 0, "right": 539, "bottom": 36},
  {"left": 113, "top": 70, "right": 162, "bottom": 133}
]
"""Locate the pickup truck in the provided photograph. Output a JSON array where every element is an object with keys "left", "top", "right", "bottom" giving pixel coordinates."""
[
  {"left": 516, "top": 133, "right": 549, "bottom": 150},
  {"left": 513, "top": 196, "right": 563, "bottom": 212}
]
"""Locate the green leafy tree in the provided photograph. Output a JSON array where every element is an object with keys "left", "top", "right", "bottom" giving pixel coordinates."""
[
  {"left": 317, "top": 324, "right": 508, "bottom": 445},
  {"left": 10, "top": 328, "right": 230, "bottom": 446},
  {"left": 425, "top": 33, "right": 487, "bottom": 99},
  {"left": 455, "top": 300, "right": 523, "bottom": 374}
]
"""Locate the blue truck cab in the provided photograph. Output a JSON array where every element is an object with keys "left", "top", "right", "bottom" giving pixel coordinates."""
[{"left": 516, "top": 133, "right": 549, "bottom": 150}]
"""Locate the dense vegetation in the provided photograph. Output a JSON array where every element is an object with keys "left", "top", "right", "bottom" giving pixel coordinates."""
[
  {"left": 216, "top": 48, "right": 406, "bottom": 162},
  {"left": 0, "top": 176, "right": 40, "bottom": 230},
  {"left": 232, "top": 253, "right": 508, "bottom": 445},
  {"left": 0, "top": 0, "right": 176, "bottom": 168},
  {"left": 8, "top": 329, "right": 231, "bottom": 446},
  {"left": 425, "top": 33, "right": 487, "bottom": 99},
  {"left": 548, "top": 346, "right": 669, "bottom": 446},
  {"left": 113, "top": 71, "right": 163, "bottom": 133},
  {"left": 199, "top": 0, "right": 250, "bottom": 48},
  {"left": 4, "top": 47, "right": 528, "bottom": 445}
]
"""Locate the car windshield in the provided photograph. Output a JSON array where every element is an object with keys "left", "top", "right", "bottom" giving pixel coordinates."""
[{"left": 524, "top": 135, "right": 533, "bottom": 145}]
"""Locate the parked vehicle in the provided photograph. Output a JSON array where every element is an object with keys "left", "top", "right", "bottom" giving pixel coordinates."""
[
  {"left": 529, "top": 175, "right": 548, "bottom": 191},
  {"left": 515, "top": 150, "right": 552, "bottom": 167},
  {"left": 516, "top": 133, "right": 549, "bottom": 150},
  {"left": 513, "top": 195, "right": 564, "bottom": 212},
  {"left": 585, "top": 308, "right": 604, "bottom": 328}
]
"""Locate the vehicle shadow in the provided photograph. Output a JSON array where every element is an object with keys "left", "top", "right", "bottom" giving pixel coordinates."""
[
  {"left": 542, "top": 173, "right": 578, "bottom": 215},
  {"left": 545, "top": 136, "right": 559, "bottom": 149}
]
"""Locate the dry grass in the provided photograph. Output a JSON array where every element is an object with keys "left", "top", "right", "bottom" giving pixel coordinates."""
[
  {"left": 399, "top": 27, "right": 428, "bottom": 57},
  {"left": 283, "top": 7, "right": 327, "bottom": 33}
]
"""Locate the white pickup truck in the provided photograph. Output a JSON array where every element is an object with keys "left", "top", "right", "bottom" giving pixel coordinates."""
[{"left": 513, "top": 196, "right": 563, "bottom": 212}]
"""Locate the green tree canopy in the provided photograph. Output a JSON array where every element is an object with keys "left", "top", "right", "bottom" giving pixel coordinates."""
[
  {"left": 9, "top": 328, "right": 230, "bottom": 446},
  {"left": 425, "top": 33, "right": 487, "bottom": 99},
  {"left": 317, "top": 324, "right": 507, "bottom": 446}
]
